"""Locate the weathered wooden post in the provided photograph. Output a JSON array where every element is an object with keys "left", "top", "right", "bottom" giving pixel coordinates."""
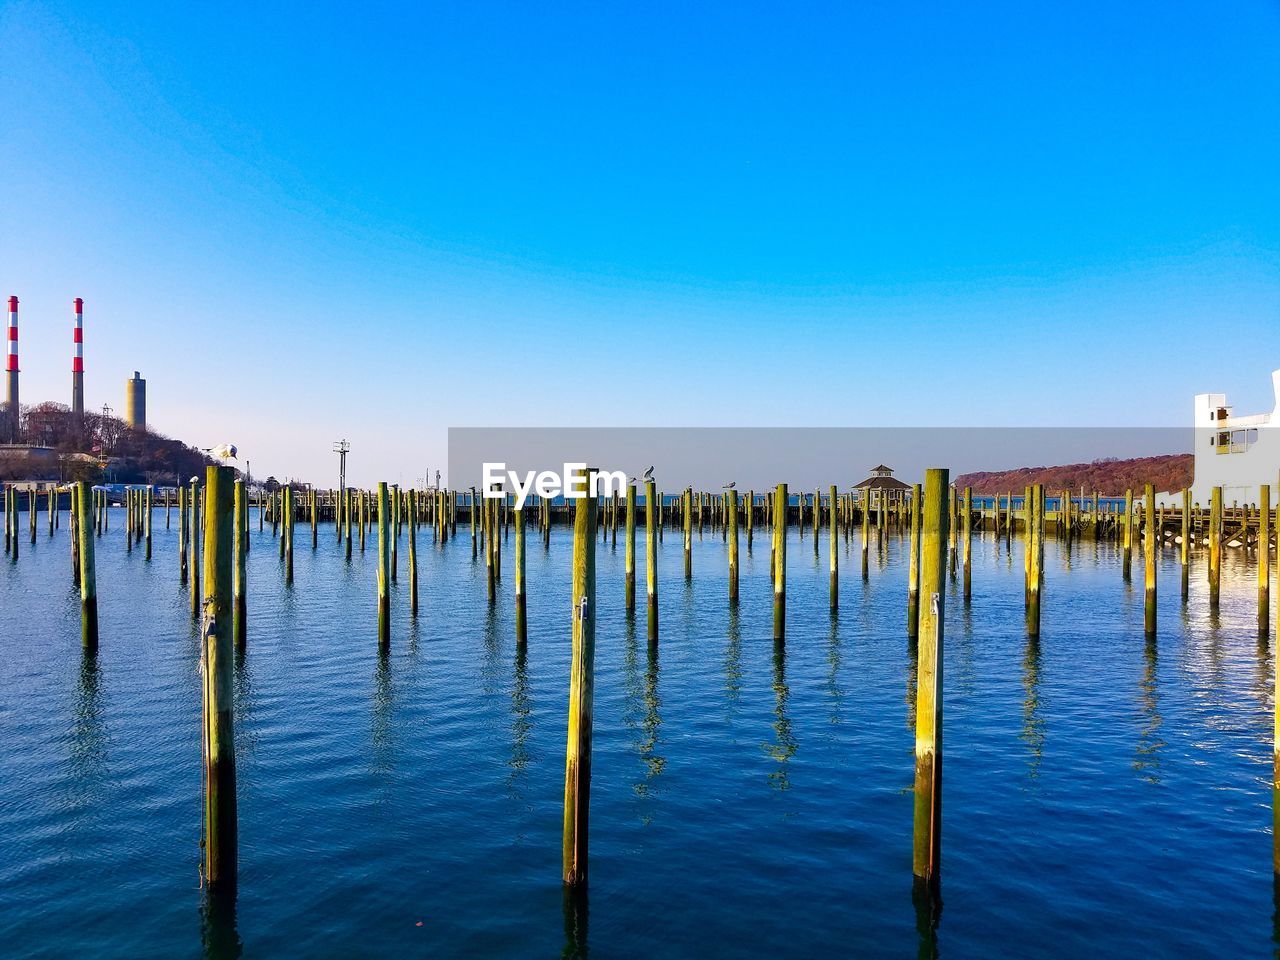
[
  {"left": 283, "top": 486, "right": 294, "bottom": 586},
  {"left": 1144, "top": 484, "right": 1157, "bottom": 636},
  {"left": 179, "top": 486, "right": 189, "bottom": 583},
  {"left": 773, "top": 483, "right": 787, "bottom": 641},
  {"left": 1260, "top": 484, "right": 1271, "bottom": 638},
  {"left": 234, "top": 480, "right": 247, "bottom": 650},
  {"left": 728, "top": 489, "right": 740, "bottom": 604},
  {"left": 861, "top": 487, "right": 870, "bottom": 580},
  {"left": 908, "top": 482, "right": 922, "bottom": 638},
  {"left": 377, "top": 482, "right": 390, "bottom": 649},
  {"left": 1181, "top": 488, "right": 1191, "bottom": 600},
  {"left": 645, "top": 479, "right": 658, "bottom": 640},
  {"left": 962, "top": 486, "right": 972, "bottom": 601},
  {"left": 76, "top": 482, "right": 98, "bottom": 650},
  {"left": 514, "top": 503, "right": 526, "bottom": 643},
  {"left": 408, "top": 494, "right": 419, "bottom": 617},
  {"left": 1122, "top": 488, "right": 1133, "bottom": 581},
  {"left": 201, "top": 465, "right": 237, "bottom": 891},
  {"left": 1026, "top": 484, "right": 1042, "bottom": 637},
  {"left": 310, "top": 487, "right": 318, "bottom": 549},
  {"left": 562, "top": 467, "right": 597, "bottom": 888},
  {"left": 1209, "top": 486, "right": 1222, "bottom": 609},
  {"left": 829, "top": 484, "right": 838, "bottom": 612},
  {"left": 913, "top": 468, "right": 947, "bottom": 895},
  {"left": 190, "top": 480, "right": 201, "bottom": 620},
  {"left": 683, "top": 488, "right": 692, "bottom": 580},
  {"left": 625, "top": 484, "right": 636, "bottom": 612}
]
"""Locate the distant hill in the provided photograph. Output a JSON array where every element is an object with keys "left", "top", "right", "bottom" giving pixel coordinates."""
[{"left": 954, "top": 453, "right": 1193, "bottom": 497}]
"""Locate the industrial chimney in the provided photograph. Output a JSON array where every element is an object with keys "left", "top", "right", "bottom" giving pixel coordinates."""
[
  {"left": 72, "top": 298, "right": 84, "bottom": 419},
  {"left": 125, "top": 371, "right": 146, "bottom": 431},
  {"left": 5, "top": 296, "right": 17, "bottom": 442}
]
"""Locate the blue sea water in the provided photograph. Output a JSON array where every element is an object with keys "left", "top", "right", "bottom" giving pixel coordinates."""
[{"left": 0, "top": 509, "right": 1276, "bottom": 958}]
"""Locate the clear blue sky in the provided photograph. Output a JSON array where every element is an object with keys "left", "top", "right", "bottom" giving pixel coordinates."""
[{"left": 1, "top": 1, "right": 1277, "bottom": 486}]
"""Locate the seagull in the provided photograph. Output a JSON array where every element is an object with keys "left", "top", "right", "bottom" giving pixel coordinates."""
[
  {"left": 723, "top": 481, "right": 736, "bottom": 489},
  {"left": 189, "top": 476, "right": 200, "bottom": 484},
  {"left": 203, "top": 443, "right": 238, "bottom": 461},
  {"left": 642, "top": 466, "right": 654, "bottom": 480}
]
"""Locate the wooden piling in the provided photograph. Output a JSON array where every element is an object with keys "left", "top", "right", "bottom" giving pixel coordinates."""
[
  {"left": 1209, "top": 486, "right": 1222, "bottom": 609},
  {"left": 234, "top": 480, "right": 247, "bottom": 650},
  {"left": 1026, "top": 484, "right": 1042, "bottom": 637},
  {"left": 377, "top": 482, "right": 390, "bottom": 649},
  {"left": 283, "top": 486, "right": 294, "bottom": 585},
  {"left": 728, "top": 489, "right": 739, "bottom": 604},
  {"left": 1261, "top": 485, "right": 1271, "bottom": 638},
  {"left": 773, "top": 483, "right": 787, "bottom": 641},
  {"left": 645, "top": 479, "right": 658, "bottom": 639},
  {"left": 829, "top": 484, "right": 838, "bottom": 612},
  {"left": 1181, "top": 488, "right": 1191, "bottom": 600},
  {"left": 962, "top": 486, "right": 972, "bottom": 601},
  {"left": 76, "top": 482, "right": 98, "bottom": 651},
  {"left": 562, "top": 467, "right": 597, "bottom": 888},
  {"left": 408, "top": 494, "right": 419, "bottom": 618},
  {"left": 201, "top": 465, "right": 237, "bottom": 891},
  {"left": 913, "top": 467, "right": 948, "bottom": 893},
  {"left": 1122, "top": 489, "right": 1133, "bottom": 581},
  {"left": 1144, "top": 484, "right": 1157, "bottom": 636},
  {"left": 908, "top": 482, "right": 922, "bottom": 638},
  {"left": 515, "top": 503, "right": 526, "bottom": 643},
  {"left": 190, "top": 481, "right": 201, "bottom": 620},
  {"left": 625, "top": 484, "right": 636, "bottom": 612}
]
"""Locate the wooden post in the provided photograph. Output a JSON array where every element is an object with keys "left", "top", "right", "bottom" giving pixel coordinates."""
[
  {"left": 773, "top": 483, "right": 787, "bottom": 641},
  {"left": 179, "top": 485, "right": 189, "bottom": 583},
  {"left": 377, "top": 482, "right": 390, "bottom": 649},
  {"left": 625, "top": 484, "right": 636, "bottom": 612},
  {"left": 514, "top": 503, "right": 526, "bottom": 643},
  {"left": 310, "top": 487, "right": 318, "bottom": 549},
  {"left": 1122, "top": 489, "right": 1133, "bottom": 581},
  {"left": 1144, "top": 484, "right": 1157, "bottom": 636},
  {"left": 76, "top": 482, "right": 98, "bottom": 650},
  {"left": 728, "top": 489, "right": 739, "bottom": 604},
  {"left": 408, "top": 493, "right": 419, "bottom": 617},
  {"left": 908, "top": 482, "right": 922, "bottom": 638},
  {"left": 645, "top": 479, "right": 658, "bottom": 640},
  {"left": 1261, "top": 485, "right": 1271, "bottom": 638},
  {"left": 829, "top": 484, "right": 838, "bottom": 612},
  {"left": 201, "top": 465, "right": 237, "bottom": 891},
  {"left": 1209, "top": 486, "right": 1222, "bottom": 609},
  {"left": 683, "top": 488, "right": 692, "bottom": 580},
  {"left": 962, "top": 486, "right": 972, "bottom": 601},
  {"left": 562, "top": 467, "right": 597, "bottom": 888},
  {"left": 234, "top": 480, "right": 247, "bottom": 650},
  {"left": 1026, "top": 484, "right": 1042, "bottom": 637},
  {"left": 861, "top": 487, "right": 870, "bottom": 580},
  {"left": 913, "top": 468, "right": 948, "bottom": 893},
  {"left": 1181, "top": 488, "right": 1191, "bottom": 601},
  {"left": 283, "top": 486, "right": 294, "bottom": 585},
  {"left": 190, "top": 481, "right": 201, "bottom": 620}
]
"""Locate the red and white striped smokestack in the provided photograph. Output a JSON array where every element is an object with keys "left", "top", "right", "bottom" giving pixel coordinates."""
[
  {"left": 72, "top": 297, "right": 85, "bottom": 418},
  {"left": 5, "top": 296, "right": 18, "bottom": 441}
]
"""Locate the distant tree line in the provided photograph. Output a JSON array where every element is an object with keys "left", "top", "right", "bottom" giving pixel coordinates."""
[
  {"left": 1, "top": 401, "right": 217, "bottom": 485},
  {"left": 954, "top": 453, "right": 1194, "bottom": 497}
]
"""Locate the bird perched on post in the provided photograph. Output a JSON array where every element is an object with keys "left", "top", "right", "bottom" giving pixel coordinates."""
[
  {"left": 723, "top": 481, "right": 736, "bottom": 489},
  {"left": 204, "top": 443, "right": 238, "bottom": 461},
  {"left": 643, "top": 466, "right": 654, "bottom": 480}
]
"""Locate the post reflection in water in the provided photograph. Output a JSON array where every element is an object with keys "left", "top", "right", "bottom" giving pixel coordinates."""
[
  {"left": 826, "top": 612, "right": 844, "bottom": 726},
  {"left": 70, "top": 649, "right": 106, "bottom": 789},
  {"left": 507, "top": 643, "right": 532, "bottom": 800},
  {"left": 766, "top": 639, "right": 796, "bottom": 790},
  {"left": 561, "top": 884, "right": 589, "bottom": 960},
  {"left": 639, "top": 641, "right": 666, "bottom": 793},
  {"left": 371, "top": 648, "right": 394, "bottom": 777},
  {"left": 1021, "top": 636, "right": 1044, "bottom": 781},
  {"left": 200, "top": 891, "right": 243, "bottom": 960},
  {"left": 906, "top": 637, "right": 919, "bottom": 731},
  {"left": 1134, "top": 635, "right": 1163, "bottom": 783},
  {"left": 723, "top": 606, "right": 742, "bottom": 719},
  {"left": 912, "top": 881, "right": 942, "bottom": 960}
]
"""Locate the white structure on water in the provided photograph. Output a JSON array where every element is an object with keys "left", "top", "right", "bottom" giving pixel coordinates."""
[{"left": 1191, "top": 369, "right": 1280, "bottom": 505}]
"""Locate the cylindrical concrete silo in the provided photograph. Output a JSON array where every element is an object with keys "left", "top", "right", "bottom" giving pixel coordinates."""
[{"left": 125, "top": 371, "right": 146, "bottom": 431}]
